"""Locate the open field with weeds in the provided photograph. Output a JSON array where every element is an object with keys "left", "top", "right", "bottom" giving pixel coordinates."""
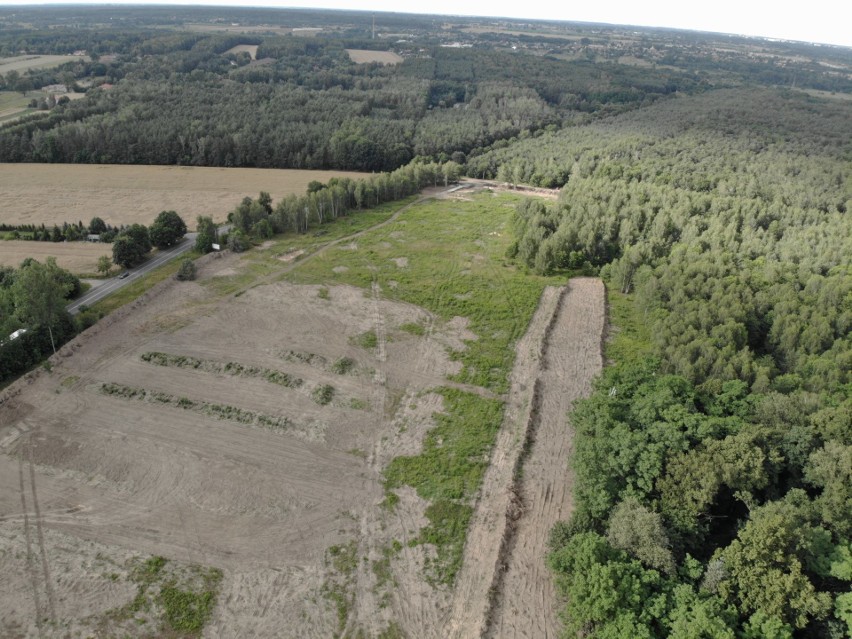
[
  {"left": 0, "top": 163, "right": 367, "bottom": 227},
  {"left": 0, "top": 189, "right": 601, "bottom": 637},
  {"left": 0, "top": 54, "right": 86, "bottom": 74},
  {"left": 346, "top": 49, "right": 403, "bottom": 64}
]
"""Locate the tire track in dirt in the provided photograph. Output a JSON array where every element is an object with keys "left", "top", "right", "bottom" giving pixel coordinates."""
[
  {"left": 487, "top": 277, "right": 605, "bottom": 638},
  {"left": 27, "top": 439, "right": 58, "bottom": 624},
  {"left": 18, "top": 453, "right": 45, "bottom": 637}
]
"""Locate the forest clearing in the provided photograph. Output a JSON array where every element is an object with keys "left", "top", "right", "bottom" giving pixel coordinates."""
[
  {"left": 346, "top": 49, "right": 404, "bottom": 64},
  {"left": 0, "top": 190, "right": 601, "bottom": 637},
  {"left": 0, "top": 164, "right": 367, "bottom": 227},
  {"left": 224, "top": 44, "right": 258, "bottom": 59}
]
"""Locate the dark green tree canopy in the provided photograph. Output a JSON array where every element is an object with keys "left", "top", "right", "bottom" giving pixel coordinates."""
[{"left": 149, "top": 210, "right": 187, "bottom": 249}]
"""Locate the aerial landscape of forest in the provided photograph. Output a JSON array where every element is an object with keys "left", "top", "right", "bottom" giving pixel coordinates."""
[{"left": 0, "top": 4, "right": 849, "bottom": 638}]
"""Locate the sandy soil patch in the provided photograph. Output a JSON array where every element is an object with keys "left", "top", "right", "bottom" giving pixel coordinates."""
[
  {"left": 225, "top": 44, "right": 259, "bottom": 59},
  {"left": 346, "top": 49, "right": 404, "bottom": 65},
  {"left": 0, "top": 164, "right": 367, "bottom": 227},
  {"left": 0, "top": 255, "right": 477, "bottom": 637},
  {"left": 390, "top": 257, "right": 408, "bottom": 268},
  {"left": 278, "top": 249, "right": 304, "bottom": 262},
  {"left": 0, "top": 240, "right": 110, "bottom": 273}
]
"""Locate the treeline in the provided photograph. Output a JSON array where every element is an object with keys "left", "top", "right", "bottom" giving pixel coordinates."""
[
  {"left": 507, "top": 88, "right": 852, "bottom": 636},
  {"left": 222, "top": 159, "right": 461, "bottom": 248}
]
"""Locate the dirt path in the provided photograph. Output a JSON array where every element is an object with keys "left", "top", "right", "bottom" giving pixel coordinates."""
[
  {"left": 487, "top": 277, "right": 605, "bottom": 638},
  {"left": 444, "top": 278, "right": 604, "bottom": 638}
]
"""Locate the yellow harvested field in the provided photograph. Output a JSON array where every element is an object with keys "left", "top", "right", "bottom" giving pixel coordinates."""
[
  {"left": 345, "top": 49, "right": 404, "bottom": 64},
  {"left": 0, "top": 240, "right": 110, "bottom": 273},
  {"left": 0, "top": 54, "right": 86, "bottom": 74},
  {"left": 0, "top": 164, "right": 368, "bottom": 227},
  {"left": 224, "top": 44, "right": 258, "bottom": 59}
]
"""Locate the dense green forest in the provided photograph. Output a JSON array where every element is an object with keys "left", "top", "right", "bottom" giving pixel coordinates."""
[
  {"left": 498, "top": 89, "right": 851, "bottom": 637},
  {"left": 1, "top": 7, "right": 850, "bottom": 636},
  {"left": 1, "top": 6, "right": 850, "bottom": 170}
]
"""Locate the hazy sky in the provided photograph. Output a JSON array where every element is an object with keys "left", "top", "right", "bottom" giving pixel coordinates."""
[{"left": 3, "top": 0, "right": 850, "bottom": 48}]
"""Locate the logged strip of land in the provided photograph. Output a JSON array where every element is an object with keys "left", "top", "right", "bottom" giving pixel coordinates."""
[
  {"left": 445, "top": 285, "right": 564, "bottom": 637},
  {"left": 487, "top": 277, "right": 605, "bottom": 638},
  {"left": 446, "top": 278, "right": 605, "bottom": 638}
]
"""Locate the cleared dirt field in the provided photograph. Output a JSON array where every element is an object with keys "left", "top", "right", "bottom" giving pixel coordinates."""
[
  {"left": 0, "top": 164, "right": 367, "bottom": 227},
  {"left": 0, "top": 55, "right": 86, "bottom": 74},
  {"left": 346, "top": 49, "right": 404, "bottom": 64},
  {"left": 0, "top": 189, "right": 604, "bottom": 637},
  {"left": 0, "top": 250, "right": 479, "bottom": 637},
  {"left": 0, "top": 240, "right": 110, "bottom": 273},
  {"left": 225, "top": 44, "right": 258, "bottom": 59}
]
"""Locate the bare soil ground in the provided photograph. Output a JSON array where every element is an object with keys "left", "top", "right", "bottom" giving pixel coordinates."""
[
  {"left": 346, "top": 49, "right": 404, "bottom": 64},
  {"left": 0, "top": 164, "right": 367, "bottom": 227},
  {"left": 0, "top": 250, "right": 480, "bottom": 637},
  {"left": 0, "top": 240, "right": 110, "bottom": 273},
  {"left": 224, "top": 44, "right": 258, "bottom": 59},
  {"left": 487, "top": 277, "right": 605, "bottom": 638}
]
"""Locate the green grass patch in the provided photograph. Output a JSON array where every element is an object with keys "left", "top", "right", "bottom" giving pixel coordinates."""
[
  {"left": 384, "top": 387, "right": 503, "bottom": 586},
  {"left": 286, "top": 192, "right": 560, "bottom": 394},
  {"left": 605, "top": 288, "right": 653, "bottom": 363},
  {"left": 322, "top": 540, "right": 359, "bottom": 635},
  {"left": 349, "top": 397, "right": 369, "bottom": 410},
  {"left": 318, "top": 285, "right": 330, "bottom": 300},
  {"left": 354, "top": 329, "right": 378, "bottom": 350},
  {"left": 102, "top": 555, "right": 222, "bottom": 636},
  {"left": 259, "top": 198, "right": 417, "bottom": 259},
  {"left": 399, "top": 321, "right": 425, "bottom": 336},
  {"left": 160, "top": 586, "right": 217, "bottom": 634},
  {"left": 372, "top": 540, "right": 402, "bottom": 608}
]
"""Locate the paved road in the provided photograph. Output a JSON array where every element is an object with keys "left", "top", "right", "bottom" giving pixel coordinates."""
[{"left": 67, "top": 233, "right": 197, "bottom": 315}]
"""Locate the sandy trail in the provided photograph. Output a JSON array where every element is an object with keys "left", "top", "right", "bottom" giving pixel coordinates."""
[
  {"left": 487, "top": 277, "right": 605, "bottom": 638},
  {"left": 444, "top": 278, "right": 604, "bottom": 638}
]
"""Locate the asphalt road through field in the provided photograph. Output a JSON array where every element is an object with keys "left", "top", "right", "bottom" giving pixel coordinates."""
[{"left": 66, "top": 233, "right": 197, "bottom": 315}]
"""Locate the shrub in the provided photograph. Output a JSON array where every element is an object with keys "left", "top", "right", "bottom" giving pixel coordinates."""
[
  {"left": 312, "top": 384, "right": 335, "bottom": 405},
  {"left": 175, "top": 258, "right": 196, "bottom": 281}
]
